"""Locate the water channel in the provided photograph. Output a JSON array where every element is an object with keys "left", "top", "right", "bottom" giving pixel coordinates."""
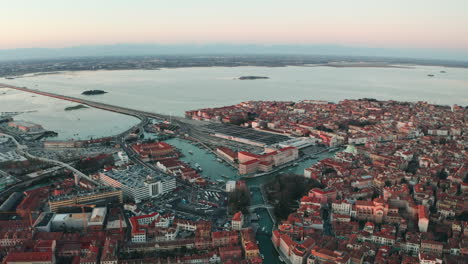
[{"left": 162, "top": 136, "right": 336, "bottom": 263}]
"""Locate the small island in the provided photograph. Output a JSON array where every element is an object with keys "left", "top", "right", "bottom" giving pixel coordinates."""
[
  {"left": 81, "top": 90, "right": 107, "bottom": 95},
  {"left": 65, "top": 104, "right": 89, "bottom": 111},
  {"left": 238, "top": 76, "right": 269, "bottom": 80}
]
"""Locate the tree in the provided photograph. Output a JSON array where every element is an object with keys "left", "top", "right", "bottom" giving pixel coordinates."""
[
  {"left": 228, "top": 189, "right": 250, "bottom": 214},
  {"left": 437, "top": 169, "right": 448, "bottom": 180},
  {"left": 405, "top": 158, "right": 419, "bottom": 175},
  {"left": 315, "top": 125, "right": 334, "bottom": 133}
]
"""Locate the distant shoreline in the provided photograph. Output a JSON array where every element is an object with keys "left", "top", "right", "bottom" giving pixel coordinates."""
[
  {"left": 2, "top": 63, "right": 463, "bottom": 80},
  {"left": 311, "top": 62, "right": 414, "bottom": 68}
]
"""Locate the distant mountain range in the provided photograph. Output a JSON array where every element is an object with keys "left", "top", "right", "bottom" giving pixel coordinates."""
[{"left": 0, "top": 44, "right": 467, "bottom": 62}]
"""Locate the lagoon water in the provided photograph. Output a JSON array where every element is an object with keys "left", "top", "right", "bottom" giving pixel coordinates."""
[{"left": 1, "top": 65, "right": 467, "bottom": 140}]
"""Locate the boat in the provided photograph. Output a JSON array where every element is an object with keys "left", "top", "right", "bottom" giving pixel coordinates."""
[
  {"left": 217, "top": 158, "right": 223, "bottom": 162},
  {"left": 188, "top": 150, "right": 193, "bottom": 155},
  {"left": 222, "top": 175, "right": 229, "bottom": 179},
  {"left": 260, "top": 254, "right": 264, "bottom": 259},
  {"left": 440, "top": 70, "right": 446, "bottom": 73},
  {"left": 310, "top": 155, "right": 318, "bottom": 159},
  {"left": 328, "top": 147, "right": 337, "bottom": 152},
  {"left": 278, "top": 256, "right": 284, "bottom": 262},
  {"left": 427, "top": 74, "right": 434, "bottom": 77},
  {"left": 293, "top": 162, "right": 298, "bottom": 166}
]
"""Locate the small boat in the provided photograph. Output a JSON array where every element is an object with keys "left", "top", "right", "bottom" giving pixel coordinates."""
[
  {"left": 188, "top": 150, "right": 193, "bottom": 155},
  {"left": 440, "top": 70, "right": 446, "bottom": 73},
  {"left": 278, "top": 256, "right": 284, "bottom": 262},
  {"left": 260, "top": 254, "right": 264, "bottom": 259},
  {"left": 427, "top": 74, "right": 434, "bottom": 77},
  {"left": 293, "top": 162, "right": 298, "bottom": 166},
  {"left": 222, "top": 175, "right": 229, "bottom": 179}
]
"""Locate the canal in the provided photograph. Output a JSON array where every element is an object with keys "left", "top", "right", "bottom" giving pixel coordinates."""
[
  {"left": 162, "top": 136, "right": 336, "bottom": 263},
  {"left": 164, "top": 137, "right": 239, "bottom": 181}
]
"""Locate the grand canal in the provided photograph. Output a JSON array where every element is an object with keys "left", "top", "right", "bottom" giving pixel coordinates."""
[{"left": 163, "top": 136, "right": 336, "bottom": 263}]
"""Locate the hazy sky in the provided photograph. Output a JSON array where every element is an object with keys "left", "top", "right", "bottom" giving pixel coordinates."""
[{"left": 1, "top": 0, "right": 468, "bottom": 52}]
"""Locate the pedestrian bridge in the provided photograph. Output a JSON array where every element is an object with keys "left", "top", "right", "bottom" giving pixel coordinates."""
[{"left": 248, "top": 204, "right": 274, "bottom": 211}]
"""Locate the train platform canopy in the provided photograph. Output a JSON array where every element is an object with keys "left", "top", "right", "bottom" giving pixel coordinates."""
[{"left": 205, "top": 123, "right": 291, "bottom": 146}]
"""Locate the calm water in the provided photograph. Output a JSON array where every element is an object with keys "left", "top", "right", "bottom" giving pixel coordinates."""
[
  {"left": 3, "top": 66, "right": 468, "bottom": 117},
  {"left": 2, "top": 65, "right": 466, "bottom": 140},
  {"left": 0, "top": 88, "right": 140, "bottom": 140},
  {"left": 164, "top": 137, "right": 239, "bottom": 181}
]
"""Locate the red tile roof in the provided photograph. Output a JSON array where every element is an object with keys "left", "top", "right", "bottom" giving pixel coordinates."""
[
  {"left": 232, "top": 211, "right": 243, "bottom": 221},
  {"left": 4, "top": 251, "right": 53, "bottom": 263}
]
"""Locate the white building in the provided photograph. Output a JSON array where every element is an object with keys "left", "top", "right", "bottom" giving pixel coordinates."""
[
  {"left": 226, "top": 181, "right": 237, "bottom": 192},
  {"left": 88, "top": 207, "right": 107, "bottom": 229},
  {"left": 114, "top": 151, "right": 129, "bottom": 166},
  {"left": 99, "top": 165, "right": 176, "bottom": 203},
  {"left": 51, "top": 213, "right": 91, "bottom": 231},
  {"left": 231, "top": 212, "right": 244, "bottom": 230},
  {"left": 332, "top": 200, "right": 352, "bottom": 215}
]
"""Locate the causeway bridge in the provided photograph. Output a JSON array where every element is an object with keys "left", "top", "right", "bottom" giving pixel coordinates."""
[{"left": 0, "top": 83, "right": 169, "bottom": 121}]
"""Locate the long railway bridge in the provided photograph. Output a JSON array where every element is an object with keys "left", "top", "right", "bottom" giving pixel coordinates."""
[{"left": 0, "top": 83, "right": 170, "bottom": 121}]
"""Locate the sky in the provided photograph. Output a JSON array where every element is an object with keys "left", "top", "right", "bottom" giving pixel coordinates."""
[{"left": 1, "top": 0, "right": 468, "bottom": 59}]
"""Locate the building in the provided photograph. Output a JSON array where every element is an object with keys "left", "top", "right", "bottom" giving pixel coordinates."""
[
  {"left": 87, "top": 207, "right": 107, "bottom": 231},
  {"left": 308, "top": 247, "right": 350, "bottom": 264},
  {"left": 8, "top": 120, "right": 43, "bottom": 133},
  {"left": 48, "top": 187, "right": 123, "bottom": 212},
  {"left": 420, "top": 240, "right": 443, "bottom": 256},
  {"left": 309, "top": 188, "right": 337, "bottom": 204},
  {"left": 418, "top": 205, "right": 429, "bottom": 232},
  {"left": 237, "top": 146, "right": 299, "bottom": 175},
  {"left": 332, "top": 200, "right": 352, "bottom": 215},
  {"left": 114, "top": 151, "right": 129, "bottom": 166},
  {"left": 131, "top": 142, "right": 177, "bottom": 161},
  {"left": 43, "top": 140, "right": 85, "bottom": 149},
  {"left": 0, "top": 192, "right": 24, "bottom": 211},
  {"left": 100, "top": 239, "right": 118, "bottom": 264},
  {"left": 273, "top": 146, "right": 299, "bottom": 166},
  {"left": 129, "top": 212, "right": 175, "bottom": 243},
  {"left": 225, "top": 181, "right": 237, "bottom": 192},
  {"left": 51, "top": 212, "right": 91, "bottom": 231},
  {"left": 99, "top": 165, "right": 176, "bottom": 203},
  {"left": 33, "top": 212, "right": 55, "bottom": 232},
  {"left": 352, "top": 198, "right": 388, "bottom": 223},
  {"left": 231, "top": 211, "right": 244, "bottom": 230},
  {"left": 4, "top": 252, "right": 55, "bottom": 264},
  {"left": 239, "top": 159, "right": 260, "bottom": 175},
  {"left": 216, "top": 146, "right": 237, "bottom": 163}
]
